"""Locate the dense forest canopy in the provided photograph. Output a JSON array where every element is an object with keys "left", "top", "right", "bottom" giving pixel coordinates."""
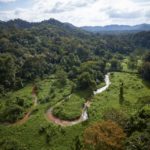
[{"left": 0, "top": 19, "right": 150, "bottom": 91}]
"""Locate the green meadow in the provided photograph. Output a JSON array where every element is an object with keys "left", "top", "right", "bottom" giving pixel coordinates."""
[{"left": 0, "top": 72, "right": 150, "bottom": 149}]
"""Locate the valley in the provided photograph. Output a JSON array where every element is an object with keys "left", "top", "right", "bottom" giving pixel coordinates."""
[{"left": 0, "top": 19, "right": 150, "bottom": 150}]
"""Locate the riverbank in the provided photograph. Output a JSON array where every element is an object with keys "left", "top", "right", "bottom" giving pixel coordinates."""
[{"left": 45, "top": 73, "right": 111, "bottom": 126}]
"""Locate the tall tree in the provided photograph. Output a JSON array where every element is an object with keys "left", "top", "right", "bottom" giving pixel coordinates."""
[
  {"left": 0, "top": 54, "right": 16, "bottom": 88},
  {"left": 119, "top": 82, "right": 124, "bottom": 105},
  {"left": 140, "top": 52, "right": 150, "bottom": 81},
  {"left": 77, "top": 72, "right": 96, "bottom": 92},
  {"left": 56, "top": 69, "right": 68, "bottom": 85}
]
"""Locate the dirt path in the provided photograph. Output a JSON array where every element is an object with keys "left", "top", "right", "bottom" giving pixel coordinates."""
[{"left": 45, "top": 73, "right": 111, "bottom": 126}]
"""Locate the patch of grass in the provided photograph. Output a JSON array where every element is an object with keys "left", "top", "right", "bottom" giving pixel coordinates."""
[
  {"left": 37, "top": 78, "right": 72, "bottom": 106},
  {"left": 121, "top": 58, "right": 139, "bottom": 73},
  {"left": 53, "top": 94, "right": 85, "bottom": 120},
  {"left": 0, "top": 84, "right": 33, "bottom": 107},
  {"left": 89, "top": 72, "right": 150, "bottom": 122},
  {"left": 0, "top": 102, "right": 87, "bottom": 150},
  {"left": 0, "top": 84, "right": 33, "bottom": 123},
  {"left": 0, "top": 72, "right": 150, "bottom": 150},
  {"left": 97, "top": 81, "right": 105, "bottom": 89}
]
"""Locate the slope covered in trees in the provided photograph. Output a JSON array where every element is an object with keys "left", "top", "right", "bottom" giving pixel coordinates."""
[{"left": 0, "top": 19, "right": 150, "bottom": 91}]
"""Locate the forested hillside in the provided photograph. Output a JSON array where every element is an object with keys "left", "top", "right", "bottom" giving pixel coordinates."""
[{"left": 0, "top": 19, "right": 150, "bottom": 91}]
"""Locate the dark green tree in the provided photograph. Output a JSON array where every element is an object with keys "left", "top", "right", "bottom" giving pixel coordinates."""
[
  {"left": 75, "top": 136, "right": 82, "bottom": 150},
  {"left": 0, "top": 54, "right": 17, "bottom": 88},
  {"left": 77, "top": 72, "right": 96, "bottom": 92},
  {"left": 110, "top": 59, "right": 122, "bottom": 71},
  {"left": 119, "top": 82, "right": 124, "bottom": 105},
  {"left": 56, "top": 69, "right": 68, "bottom": 85}
]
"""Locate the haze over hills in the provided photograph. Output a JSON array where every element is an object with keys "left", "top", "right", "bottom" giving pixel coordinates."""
[
  {"left": 81, "top": 24, "right": 150, "bottom": 32},
  {"left": 0, "top": 18, "right": 150, "bottom": 33},
  {"left": 0, "top": 18, "right": 75, "bottom": 29}
]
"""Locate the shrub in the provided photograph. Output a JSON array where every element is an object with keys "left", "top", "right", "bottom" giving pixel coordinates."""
[
  {"left": 0, "top": 104, "right": 24, "bottom": 123},
  {"left": 16, "top": 97, "right": 24, "bottom": 107},
  {"left": 0, "top": 137, "right": 27, "bottom": 150},
  {"left": 102, "top": 108, "right": 128, "bottom": 129},
  {"left": 83, "top": 120, "right": 126, "bottom": 150}
]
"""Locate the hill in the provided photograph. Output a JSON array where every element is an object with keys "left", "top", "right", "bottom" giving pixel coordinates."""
[{"left": 81, "top": 24, "right": 150, "bottom": 33}]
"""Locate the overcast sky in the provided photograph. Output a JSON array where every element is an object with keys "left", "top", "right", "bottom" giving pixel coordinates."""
[{"left": 0, "top": 0, "right": 150, "bottom": 26}]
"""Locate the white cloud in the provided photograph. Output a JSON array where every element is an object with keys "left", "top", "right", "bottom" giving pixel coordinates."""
[
  {"left": 0, "top": 0, "right": 150, "bottom": 26},
  {"left": 0, "top": 0, "right": 16, "bottom": 3}
]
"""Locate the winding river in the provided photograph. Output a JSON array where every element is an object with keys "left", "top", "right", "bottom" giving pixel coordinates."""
[
  {"left": 4, "top": 73, "right": 110, "bottom": 126},
  {"left": 45, "top": 73, "right": 111, "bottom": 126}
]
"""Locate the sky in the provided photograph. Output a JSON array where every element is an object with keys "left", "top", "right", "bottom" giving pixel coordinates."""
[{"left": 0, "top": 0, "right": 150, "bottom": 26}]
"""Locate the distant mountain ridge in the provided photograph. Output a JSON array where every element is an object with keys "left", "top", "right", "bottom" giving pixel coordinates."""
[
  {"left": 81, "top": 24, "right": 150, "bottom": 32},
  {"left": 0, "top": 18, "right": 150, "bottom": 33},
  {"left": 0, "top": 18, "right": 76, "bottom": 29}
]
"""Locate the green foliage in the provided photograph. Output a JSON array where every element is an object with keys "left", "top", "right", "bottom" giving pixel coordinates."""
[
  {"left": 0, "top": 104, "right": 24, "bottom": 123},
  {"left": 140, "top": 52, "right": 150, "bottom": 81},
  {"left": 53, "top": 94, "right": 85, "bottom": 120},
  {"left": 102, "top": 108, "right": 128, "bottom": 129},
  {"left": 0, "top": 84, "right": 33, "bottom": 123},
  {"left": 0, "top": 72, "right": 150, "bottom": 150},
  {"left": 127, "top": 56, "right": 138, "bottom": 70},
  {"left": 77, "top": 72, "right": 96, "bottom": 92},
  {"left": 124, "top": 105, "right": 150, "bottom": 150},
  {"left": 119, "top": 82, "right": 124, "bottom": 105},
  {"left": 89, "top": 72, "right": 150, "bottom": 122},
  {"left": 16, "top": 97, "right": 25, "bottom": 107},
  {"left": 74, "top": 136, "right": 83, "bottom": 150},
  {"left": 0, "top": 20, "right": 150, "bottom": 150},
  {"left": 0, "top": 54, "right": 16, "bottom": 88},
  {"left": 0, "top": 22, "right": 148, "bottom": 92},
  {"left": 136, "top": 96, "right": 150, "bottom": 109},
  {"left": 110, "top": 59, "right": 122, "bottom": 71},
  {"left": 0, "top": 137, "right": 28, "bottom": 150},
  {"left": 56, "top": 69, "right": 68, "bottom": 85},
  {"left": 125, "top": 131, "right": 150, "bottom": 150}
]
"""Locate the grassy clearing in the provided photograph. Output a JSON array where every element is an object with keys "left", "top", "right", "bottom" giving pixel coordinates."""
[
  {"left": 37, "top": 78, "right": 72, "bottom": 106},
  {"left": 0, "top": 76, "right": 86, "bottom": 150},
  {"left": 0, "top": 72, "right": 150, "bottom": 150},
  {"left": 0, "top": 84, "right": 34, "bottom": 123},
  {"left": 121, "top": 58, "right": 136, "bottom": 73},
  {"left": 53, "top": 94, "right": 85, "bottom": 120},
  {"left": 0, "top": 84, "right": 33, "bottom": 107},
  {"left": 89, "top": 72, "right": 150, "bottom": 122},
  {"left": 52, "top": 87, "right": 92, "bottom": 120}
]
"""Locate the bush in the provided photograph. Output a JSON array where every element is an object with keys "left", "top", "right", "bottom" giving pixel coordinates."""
[
  {"left": 0, "top": 104, "right": 24, "bottom": 123},
  {"left": 16, "top": 97, "right": 24, "bottom": 107},
  {"left": 30, "top": 108, "right": 39, "bottom": 115},
  {"left": 49, "top": 87, "right": 54, "bottom": 94},
  {"left": 51, "top": 93, "right": 56, "bottom": 99},
  {"left": 102, "top": 108, "right": 128, "bottom": 129},
  {"left": 125, "top": 131, "right": 150, "bottom": 150},
  {"left": 0, "top": 137, "right": 27, "bottom": 150},
  {"left": 38, "top": 124, "right": 48, "bottom": 134},
  {"left": 83, "top": 120, "right": 126, "bottom": 150},
  {"left": 40, "top": 96, "right": 50, "bottom": 104},
  {"left": 52, "top": 94, "right": 84, "bottom": 120},
  {"left": 125, "top": 106, "right": 150, "bottom": 136},
  {"left": 136, "top": 96, "right": 150, "bottom": 109}
]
